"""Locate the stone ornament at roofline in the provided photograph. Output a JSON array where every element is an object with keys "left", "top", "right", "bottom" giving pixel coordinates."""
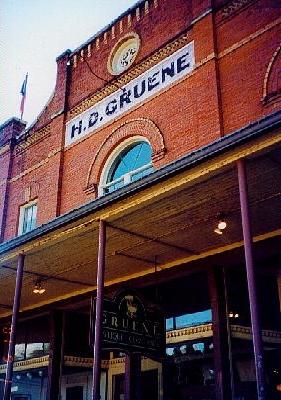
[{"left": 107, "top": 32, "right": 141, "bottom": 76}]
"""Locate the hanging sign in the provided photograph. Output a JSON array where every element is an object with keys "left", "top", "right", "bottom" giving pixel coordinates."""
[
  {"left": 65, "top": 41, "right": 195, "bottom": 146},
  {"left": 90, "top": 291, "right": 165, "bottom": 357}
]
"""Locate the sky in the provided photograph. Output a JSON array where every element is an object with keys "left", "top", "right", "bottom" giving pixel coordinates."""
[{"left": 0, "top": 0, "right": 137, "bottom": 127}]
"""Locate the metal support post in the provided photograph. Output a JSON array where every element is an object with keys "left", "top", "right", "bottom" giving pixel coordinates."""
[
  {"left": 47, "top": 311, "right": 64, "bottom": 400},
  {"left": 237, "top": 159, "right": 266, "bottom": 400},
  {"left": 92, "top": 220, "right": 106, "bottom": 400},
  {"left": 208, "top": 268, "right": 232, "bottom": 400},
  {"left": 3, "top": 252, "right": 25, "bottom": 400}
]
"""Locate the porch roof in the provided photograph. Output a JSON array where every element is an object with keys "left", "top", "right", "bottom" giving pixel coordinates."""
[{"left": 1, "top": 110, "right": 281, "bottom": 317}]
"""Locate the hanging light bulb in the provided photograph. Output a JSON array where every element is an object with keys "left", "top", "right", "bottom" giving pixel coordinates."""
[
  {"left": 218, "top": 220, "right": 227, "bottom": 230},
  {"left": 33, "top": 284, "right": 39, "bottom": 294},
  {"left": 38, "top": 286, "right": 46, "bottom": 294},
  {"left": 33, "top": 281, "right": 46, "bottom": 294},
  {"left": 214, "top": 214, "right": 227, "bottom": 234}
]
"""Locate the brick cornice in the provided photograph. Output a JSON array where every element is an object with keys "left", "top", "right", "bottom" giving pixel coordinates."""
[
  {"left": 216, "top": 0, "right": 257, "bottom": 25},
  {"left": 16, "top": 125, "right": 51, "bottom": 155}
]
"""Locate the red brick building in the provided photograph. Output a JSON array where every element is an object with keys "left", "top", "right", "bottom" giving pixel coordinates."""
[{"left": 0, "top": 0, "right": 281, "bottom": 399}]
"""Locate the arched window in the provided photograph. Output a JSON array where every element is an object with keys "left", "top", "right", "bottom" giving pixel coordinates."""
[{"left": 99, "top": 139, "right": 154, "bottom": 195}]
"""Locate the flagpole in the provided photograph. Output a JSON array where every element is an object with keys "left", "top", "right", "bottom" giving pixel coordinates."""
[{"left": 20, "top": 73, "right": 28, "bottom": 121}]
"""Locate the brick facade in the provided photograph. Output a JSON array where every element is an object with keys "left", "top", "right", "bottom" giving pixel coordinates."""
[{"left": 1, "top": 0, "right": 281, "bottom": 242}]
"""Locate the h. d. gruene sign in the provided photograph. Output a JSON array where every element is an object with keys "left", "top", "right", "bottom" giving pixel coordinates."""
[
  {"left": 65, "top": 41, "right": 195, "bottom": 146},
  {"left": 91, "top": 291, "right": 165, "bottom": 357}
]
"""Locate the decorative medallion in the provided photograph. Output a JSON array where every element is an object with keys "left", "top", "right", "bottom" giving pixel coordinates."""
[{"left": 108, "top": 33, "right": 140, "bottom": 75}]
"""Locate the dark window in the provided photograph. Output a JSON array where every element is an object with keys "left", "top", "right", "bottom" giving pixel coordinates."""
[
  {"left": 18, "top": 202, "right": 37, "bottom": 235},
  {"left": 66, "top": 386, "right": 83, "bottom": 400},
  {"left": 12, "top": 396, "right": 31, "bottom": 400}
]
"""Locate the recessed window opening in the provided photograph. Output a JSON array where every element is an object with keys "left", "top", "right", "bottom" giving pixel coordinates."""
[
  {"left": 100, "top": 139, "right": 154, "bottom": 196},
  {"left": 18, "top": 200, "right": 37, "bottom": 235}
]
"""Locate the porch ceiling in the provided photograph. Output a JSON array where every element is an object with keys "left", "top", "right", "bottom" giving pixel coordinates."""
[{"left": 1, "top": 142, "right": 281, "bottom": 317}]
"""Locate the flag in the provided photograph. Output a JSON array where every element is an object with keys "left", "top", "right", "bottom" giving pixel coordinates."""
[{"left": 20, "top": 73, "right": 28, "bottom": 119}]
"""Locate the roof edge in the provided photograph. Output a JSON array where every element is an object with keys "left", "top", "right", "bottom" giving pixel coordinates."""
[{"left": 71, "top": 0, "right": 145, "bottom": 56}]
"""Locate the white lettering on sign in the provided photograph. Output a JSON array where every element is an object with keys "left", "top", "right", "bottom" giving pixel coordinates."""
[{"left": 65, "top": 41, "right": 195, "bottom": 146}]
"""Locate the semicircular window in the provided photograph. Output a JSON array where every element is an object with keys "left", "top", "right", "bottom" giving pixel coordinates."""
[{"left": 102, "top": 141, "right": 154, "bottom": 195}]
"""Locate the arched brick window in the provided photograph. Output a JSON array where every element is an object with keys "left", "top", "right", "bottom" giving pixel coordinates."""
[
  {"left": 263, "top": 44, "right": 281, "bottom": 103},
  {"left": 99, "top": 137, "right": 154, "bottom": 196},
  {"left": 85, "top": 119, "right": 165, "bottom": 196}
]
